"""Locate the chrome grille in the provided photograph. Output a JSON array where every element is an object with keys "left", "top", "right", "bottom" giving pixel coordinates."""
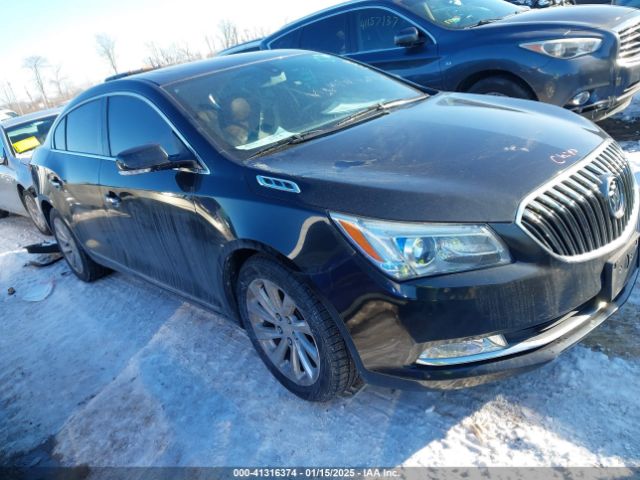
[
  {"left": 518, "top": 143, "right": 637, "bottom": 258},
  {"left": 619, "top": 22, "right": 640, "bottom": 64}
]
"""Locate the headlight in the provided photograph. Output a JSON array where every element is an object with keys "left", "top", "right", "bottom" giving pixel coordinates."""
[
  {"left": 520, "top": 38, "right": 602, "bottom": 59},
  {"left": 331, "top": 213, "right": 511, "bottom": 280}
]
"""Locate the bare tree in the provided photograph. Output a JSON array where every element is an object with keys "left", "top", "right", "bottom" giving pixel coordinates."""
[
  {"left": 144, "top": 42, "right": 201, "bottom": 68},
  {"left": 204, "top": 35, "right": 217, "bottom": 57},
  {"left": 239, "top": 26, "right": 270, "bottom": 43},
  {"left": 23, "top": 56, "right": 50, "bottom": 108},
  {"left": 0, "top": 81, "right": 23, "bottom": 114},
  {"left": 217, "top": 19, "right": 240, "bottom": 50},
  {"left": 23, "top": 86, "right": 35, "bottom": 106},
  {"left": 96, "top": 34, "right": 119, "bottom": 74},
  {"left": 50, "top": 65, "right": 68, "bottom": 99}
]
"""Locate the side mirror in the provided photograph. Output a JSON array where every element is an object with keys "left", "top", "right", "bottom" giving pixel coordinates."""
[
  {"left": 394, "top": 27, "right": 425, "bottom": 48},
  {"left": 115, "top": 144, "right": 198, "bottom": 174}
]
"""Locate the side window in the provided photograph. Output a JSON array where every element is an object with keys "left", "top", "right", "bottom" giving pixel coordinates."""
[
  {"left": 53, "top": 117, "right": 66, "bottom": 151},
  {"left": 66, "top": 100, "right": 104, "bottom": 155},
  {"left": 270, "top": 30, "right": 300, "bottom": 49},
  {"left": 355, "top": 9, "right": 415, "bottom": 52},
  {"left": 298, "top": 13, "right": 350, "bottom": 54},
  {"left": 107, "top": 96, "right": 188, "bottom": 158}
]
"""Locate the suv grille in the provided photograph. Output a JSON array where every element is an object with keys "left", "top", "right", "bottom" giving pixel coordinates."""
[
  {"left": 519, "top": 143, "right": 637, "bottom": 258},
  {"left": 619, "top": 22, "right": 640, "bottom": 64}
]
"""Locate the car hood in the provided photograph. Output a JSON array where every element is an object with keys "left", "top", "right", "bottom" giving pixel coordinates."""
[
  {"left": 497, "top": 5, "right": 638, "bottom": 30},
  {"left": 246, "top": 93, "right": 610, "bottom": 223}
]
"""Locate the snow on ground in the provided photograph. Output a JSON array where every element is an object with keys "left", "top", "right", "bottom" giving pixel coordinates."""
[
  {"left": 3, "top": 114, "right": 640, "bottom": 468},
  {"left": 1, "top": 214, "right": 639, "bottom": 469}
]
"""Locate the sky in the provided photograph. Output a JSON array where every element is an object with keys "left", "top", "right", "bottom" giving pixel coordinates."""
[{"left": 0, "top": 0, "right": 343, "bottom": 103}]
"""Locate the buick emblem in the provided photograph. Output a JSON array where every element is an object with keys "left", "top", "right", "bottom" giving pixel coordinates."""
[{"left": 600, "top": 173, "right": 625, "bottom": 219}]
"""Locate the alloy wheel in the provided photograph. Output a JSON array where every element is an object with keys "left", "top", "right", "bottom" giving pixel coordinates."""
[
  {"left": 53, "top": 217, "right": 84, "bottom": 275},
  {"left": 246, "top": 278, "right": 320, "bottom": 386},
  {"left": 24, "top": 194, "right": 48, "bottom": 233}
]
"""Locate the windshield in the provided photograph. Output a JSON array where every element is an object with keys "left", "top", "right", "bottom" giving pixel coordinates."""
[
  {"left": 165, "top": 53, "right": 424, "bottom": 157},
  {"left": 395, "top": 0, "right": 523, "bottom": 29},
  {"left": 5, "top": 116, "right": 57, "bottom": 156}
]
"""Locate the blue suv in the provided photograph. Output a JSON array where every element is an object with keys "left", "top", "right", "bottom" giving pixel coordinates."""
[{"left": 222, "top": 0, "right": 640, "bottom": 121}]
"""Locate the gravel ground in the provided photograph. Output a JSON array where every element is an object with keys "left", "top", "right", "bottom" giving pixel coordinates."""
[{"left": 1, "top": 111, "right": 640, "bottom": 470}]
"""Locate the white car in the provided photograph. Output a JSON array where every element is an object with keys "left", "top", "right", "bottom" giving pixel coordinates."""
[{"left": 0, "top": 109, "right": 18, "bottom": 121}]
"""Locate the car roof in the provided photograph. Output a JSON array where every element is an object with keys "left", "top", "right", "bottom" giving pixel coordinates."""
[
  {"left": 0, "top": 107, "right": 62, "bottom": 129},
  {"left": 120, "top": 50, "right": 306, "bottom": 87}
]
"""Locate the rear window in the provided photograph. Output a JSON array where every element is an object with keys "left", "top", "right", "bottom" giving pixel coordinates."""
[
  {"left": 66, "top": 100, "right": 103, "bottom": 155},
  {"left": 53, "top": 117, "right": 66, "bottom": 151},
  {"left": 5, "top": 115, "right": 57, "bottom": 155}
]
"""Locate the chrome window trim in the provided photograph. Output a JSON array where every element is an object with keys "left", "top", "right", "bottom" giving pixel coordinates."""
[
  {"left": 51, "top": 91, "right": 210, "bottom": 175},
  {"left": 266, "top": 5, "right": 437, "bottom": 52},
  {"left": 515, "top": 140, "right": 640, "bottom": 263}
]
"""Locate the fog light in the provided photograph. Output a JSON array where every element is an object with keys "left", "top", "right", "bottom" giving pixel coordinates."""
[
  {"left": 570, "top": 91, "right": 591, "bottom": 106},
  {"left": 417, "top": 334, "right": 508, "bottom": 366}
]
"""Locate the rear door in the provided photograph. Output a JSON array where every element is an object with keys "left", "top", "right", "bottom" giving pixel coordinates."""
[
  {"left": 48, "top": 100, "right": 112, "bottom": 257},
  {"left": 99, "top": 94, "right": 211, "bottom": 302},
  {"left": 346, "top": 7, "right": 443, "bottom": 89}
]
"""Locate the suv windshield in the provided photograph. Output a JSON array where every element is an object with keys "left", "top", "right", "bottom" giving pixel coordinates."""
[
  {"left": 395, "top": 0, "right": 523, "bottom": 29},
  {"left": 5, "top": 116, "right": 57, "bottom": 156},
  {"left": 165, "top": 53, "right": 425, "bottom": 157}
]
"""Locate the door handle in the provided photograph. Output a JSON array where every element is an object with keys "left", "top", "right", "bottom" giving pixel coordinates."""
[
  {"left": 105, "top": 192, "right": 121, "bottom": 207},
  {"left": 50, "top": 176, "right": 62, "bottom": 189}
]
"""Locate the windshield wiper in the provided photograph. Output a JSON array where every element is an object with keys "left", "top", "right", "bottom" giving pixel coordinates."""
[
  {"left": 247, "top": 95, "right": 428, "bottom": 159},
  {"left": 247, "top": 129, "right": 326, "bottom": 159},
  {"left": 466, "top": 18, "right": 502, "bottom": 28},
  {"left": 466, "top": 11, "right": 520, "bottom": 28}
]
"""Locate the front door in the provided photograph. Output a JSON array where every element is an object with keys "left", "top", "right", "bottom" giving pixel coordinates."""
[
  {"left": 99, "top": 94, "right": 210, "bottom": 302},
  {"left": 346, "top": 7, "right": 443, "bottom": 89}
]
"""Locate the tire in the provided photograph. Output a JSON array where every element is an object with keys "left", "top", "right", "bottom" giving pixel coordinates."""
[
  {"left": 467, "top": 76, "right": 535, "bottom": 100},
  {"left": 21, "top": 190, "right": 51, "bottom": 235},
  {"left": 236, "top": 255, "right": 359, "bottom": 402},
  {"left": 0, "top": 209, "right": 9, "bottom": 219},
  {"left": 50, "top": 210, "right": 109, "bottom": 282}
]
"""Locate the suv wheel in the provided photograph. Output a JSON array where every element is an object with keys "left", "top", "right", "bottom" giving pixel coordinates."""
[
  {"left": 236, "top": 255, "right": 359, "bottom": 402},
  {"left": 0, "top": 209, "right": 8, "bottom": 219},
  {"left": 50, "top": 210, "right": 109, "bottom": 282},
  {"left": 467, "top": 76, "right": 534, "bottom": 100},
  {"left": 22, "top": 190, "right": 51, "bottom": 235}
]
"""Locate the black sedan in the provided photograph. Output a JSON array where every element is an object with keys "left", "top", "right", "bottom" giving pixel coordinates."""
[{"left": 31, "top": 51, "right": 639, "bottom": 401}]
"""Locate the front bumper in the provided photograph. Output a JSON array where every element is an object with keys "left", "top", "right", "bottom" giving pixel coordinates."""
[
  {"left": 310, "top": 222, "right": 640, "bottom": 391},
  {"left": 363, "top": 262, "right": 638, "bottom": 390},
  {"left": 570, "top": 73, "right": 640, "bottom": 122},
  {"left": 530, "top": 50, "right": 640, "bottom": 122}
]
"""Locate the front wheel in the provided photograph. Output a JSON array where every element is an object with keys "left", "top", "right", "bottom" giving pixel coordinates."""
[
  {"left": 0, "top": 209, "right": 9, "bottom": 219},
  {"left": 21, "top": 190, "right": 51, "bottom": 235},
  {"left": 467, "top": 76, "right": 535, "bottom": 100},
  {"left": 236, "top": 255, "right": 359, "bottom": 402},
  {"left": 50, "top": 210, "right": 109, "bottom": 282}
]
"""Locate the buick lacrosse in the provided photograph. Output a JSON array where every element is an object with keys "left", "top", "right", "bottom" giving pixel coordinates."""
[{"left": 31, "top": 51, "right": 639, "bottom": 401}]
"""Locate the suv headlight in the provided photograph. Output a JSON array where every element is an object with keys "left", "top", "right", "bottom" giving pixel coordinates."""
[
  {"left": 520, "top": 38, "right": 602, "bottom": 59},
  {"left": 331, "top": 213, "right": 511, "bottom": 280}
]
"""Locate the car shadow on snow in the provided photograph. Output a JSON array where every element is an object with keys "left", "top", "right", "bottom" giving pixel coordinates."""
[
  {"left": 45, "top": 277, "right": 640, "bottom": 466},
  {"left": 1, "top": 214, "right": 639, "bottom": 467}
]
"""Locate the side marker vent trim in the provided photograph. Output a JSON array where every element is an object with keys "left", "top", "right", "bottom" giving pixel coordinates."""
[{"left": 256, "top": 175, "right": 301, "bottom": 193}]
